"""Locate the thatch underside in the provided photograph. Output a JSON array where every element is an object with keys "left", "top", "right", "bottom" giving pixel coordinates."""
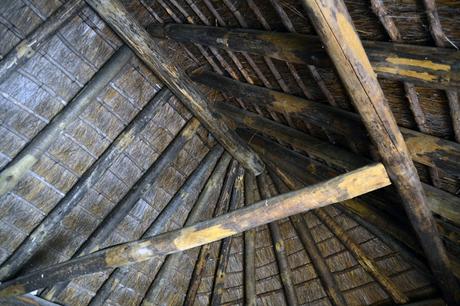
[{"left": 0, "top": 0, "right": 459, "bottom": 305}]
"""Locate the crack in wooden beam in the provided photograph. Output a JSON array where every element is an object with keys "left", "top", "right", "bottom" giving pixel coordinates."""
[
  {"left": 0, "top": 162, "right": 390, "bottom": 298},
  {"left": 85, "top": 0, "right": 264, "bottom": 175},
  {"left": 299, "top": 1, "right": 460, "bottom": 302}
]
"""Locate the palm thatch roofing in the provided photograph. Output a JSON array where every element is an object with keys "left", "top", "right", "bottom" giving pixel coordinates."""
[{"left": 0, "top": 0, "right": 459, "bottom": 305}]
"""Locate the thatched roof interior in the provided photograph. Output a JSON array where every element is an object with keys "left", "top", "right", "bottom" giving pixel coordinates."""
[{"left": 0, "top": 0, "right": 459, "bottom": 305}]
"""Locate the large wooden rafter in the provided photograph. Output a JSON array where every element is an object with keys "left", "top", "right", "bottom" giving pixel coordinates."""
[
  {"left": 299, "top": 0, "right": 459, "bottom": 304},
  {"left": 84, "top": 0, "right": 265, "bottom": 175}
]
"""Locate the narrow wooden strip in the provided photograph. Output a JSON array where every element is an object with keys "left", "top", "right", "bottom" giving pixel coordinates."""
[
  {"left": 270, "top": 172, "right": 347, "bottom": 306},
  {"left": 0, "top": 163, "right": 390, "bottom": 297},
  {"left": 0, "top": 0, "right": 84, "bottom": 84},
  {"left": 301, "top": 1, "right": 459, "bottom": 302},
  {"left": 0, "top": 86, "right": 171, "bottom": 281},
  {"left": 150, "top": 23, "right": 460, "bottom": 89},
  {"left": 210, "top": 167, "right": 244, "bottom": 306},
  {"left": 243, "top": 172, "right": 258, "bottom": 306},
  {"left": 86, "top": 0, "right": 264, "bottom": 175},
  {"left": 0, "top": 45, "right": 132, "bottom": 197},
  {"left": 258, "top": 173, "right": 299, "bottom": 306},
  {"left": 85, "top": 145, "right": 225, "bottom": 306},
  {"left": 195, "top": 71, "right": 460, "bottom": 178}
]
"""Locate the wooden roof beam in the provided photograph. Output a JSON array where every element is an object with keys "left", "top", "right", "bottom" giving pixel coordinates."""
[
  {"left": 149, "top": 23, "right": 460, "bottom": 90},
  {"left": 85, "top": 0, "right": 264, "bottom": 175},
  {"left": 218, "top": 104, "right": 460, "bottom": 225},
  {"left": 0, "top": 162, "right": 390, "bottom": 297},
  {"left": 194, "top": 72, "right": 460, "bottom": 179},
  {"left": 299, "top": 1, "right": 459, "bottom": 303}
]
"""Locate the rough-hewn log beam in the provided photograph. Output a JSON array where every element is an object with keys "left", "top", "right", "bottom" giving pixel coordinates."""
[
  {"left": 85, "top": 0, "right": 264, "bottom": 175},
  {"left": 0, "top": 0, "right": 84, "bottom": 84},
  {"left": 0, "top": 163, "right": 390, "bottom": 297},
  {"left": 299, "top": 1, "right": 459, "bottom": 303},
  {"left": 150, "top": 23, "right": 460, "bottom": 89},
  {"left": 0, "top": 45, "right": 132, "bottom": 197},
  {"left": 195, "top": 71, "right": 460, "bottom": 179},
  {"left": 80, "top": 146, "right": 225, "bottom": 306},
  {"left": 225, "top": 106, "right": 460, "bottom": 225},
  {"left": 41, "top": 117, "right": 203, "bottom": 299},
  {"left": 0, "top": 87, "right": 171, "bottom": 281},
  {"left": 0, "top": 294, "right": 61, "bottom": 306},
  {"left": 258, "top": 174, "right": 298, "bottom": 305}
]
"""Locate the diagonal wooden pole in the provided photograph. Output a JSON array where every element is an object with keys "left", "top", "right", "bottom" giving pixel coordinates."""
[
  {"left": 299, "top": 0, "right": 459, "bottom": 303},
  {"left": 84, "top": 0, "right": 265, "bottom": 175},
  {"left": 0, "top": 163, "right": 390, "bottom": 298}
]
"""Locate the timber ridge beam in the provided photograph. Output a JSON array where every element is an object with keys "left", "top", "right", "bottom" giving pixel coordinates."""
[
  {"left": 0, "top": 162, "right": 391, "bottom": 297},
  {"left": 148, "top": 23, "right": 460, "bottom": 90},
  {"left": 299, "top": 0, "right": 459, "bottom": 304},
  {"left": 85, "top": 0, "right": 265, "bottom": 175}
]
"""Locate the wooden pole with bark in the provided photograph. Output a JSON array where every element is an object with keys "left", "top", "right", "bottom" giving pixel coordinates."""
[
  {"left": 0, "top": 162, "right": 390, "bottom": 297},
  {"left": 195, "top": 71, "right": 460, "bottom": 179},
  {"left": 0, "top": 87, "right": 171, "bottom": 281},
  {"left": 299, "top": 1, "right": 459, "bottom": 303},
  {"left": 149, "top": 23, "right": 460, "bottom": 90},
  {"left": 85, "top": 0, "right": 265, "bottom": 175},
  {"left": 0, "top": 45, "right": 132, "bottom": 197}
]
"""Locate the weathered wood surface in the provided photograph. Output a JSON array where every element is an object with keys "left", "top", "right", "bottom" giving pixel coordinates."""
[
  {"left": 0, "top": 87, "right": 172, "bottom": 281},
  {"left": 209, "top": 166, "right": 244, "bottom": 306},
  {"left": 141, "top": 158, "right": 238, "bottom": 306},
  {"left": 0, "top": 45, "right": 132, "bottom": 197},
  {"left": 240, "top": 130, "right": 460, "bottom": 259},
  {"left": 42, "top": 117, "right": 203, "bottom": 300},
  {"left": 258, "top": 174, "right": 298, "bottom": 306},
  {"left": 0, "top": 294, "right": 61, "bottom": 306},
  {"left": 0, "top": 0, "right": 84, "bottom": 84},
  {"left": 79, "top": 146, "right": 225, "bottom": 306},
  {"left": 301, "top": 1, "right": 459, "bottom": 302},
  {"left": 196, "top": 71, "right": 460, "bottom": 178},
  {"left": 0, "top": 163, "right": 391, "bottom": 297},
  {"left": 226, "top": 107, "right": 460, "bottom": 225},
  {"left": 270, "top": 172, "right": 347, "bottom": 306},
  {"left": 85, "top": 0, "right": 265, "bottom": 175},
  {"left": 151, "top": 23, "right": 459, "bottom": 89},
  {"left": 243, "top": 173, "right": 258, "bottom": 306}
]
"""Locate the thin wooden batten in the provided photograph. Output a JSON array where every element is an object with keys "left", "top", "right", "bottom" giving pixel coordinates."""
[
  {"left": 85, "top": 0, "right": 265, "bottom": 175},
  {"left": 0, "top": 162, "right": 391, "bottom": 297},
  {"left": 299, "top": 1, "right": 459, "bottom": 303}
]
